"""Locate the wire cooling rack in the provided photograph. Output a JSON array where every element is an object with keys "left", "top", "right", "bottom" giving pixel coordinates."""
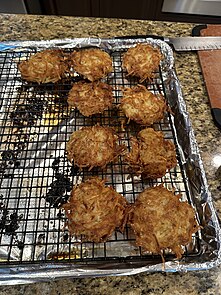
[{"left": 0, "top": 46, "right": 202, "bottom": 267}]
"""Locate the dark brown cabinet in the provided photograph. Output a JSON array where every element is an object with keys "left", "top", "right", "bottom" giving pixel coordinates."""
[
  {"left": 98, "top": 0, "right": 155, "bottom": 20},
  {"left": 54, "top": 0, "right": 93, "bottom": 16},
  {"left": 34, "top": 0, "right": 154, "bottom": 19},
  {"left": 35, "top": 0, "right": 97, "bottom": 16},
  {"left": 25, "top": 0, "right": 221, "bottom": 23}
]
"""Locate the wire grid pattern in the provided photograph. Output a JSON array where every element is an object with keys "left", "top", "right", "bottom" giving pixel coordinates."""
[{"left": 0, "top": 48, "right": 201, "bottom": 265}]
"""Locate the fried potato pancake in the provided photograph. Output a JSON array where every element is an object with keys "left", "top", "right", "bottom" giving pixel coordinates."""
[
  {"left": 120, "top": 85, "right": 167, "bottom": 125},
  {"left": 122, "top": 43, "right": 162, "bottom": 81},
  {"left": 66, "top": 125, "right": 125, "bottom": 169},
  {"left": 125, "top": 128, "right": 177, "bottom": 179},
  {"left": 63, "top": 177, "right": 129, "bottom": 242},
  {"left": 128, "top": 185, "right": 199, "bottom": 259},
  {"left": 67, "top": 81, "right": 113, "bottom": 116},
  {"left": 70, "top": 48, "right": 113, "bottom": 81},
  {"left": 18, "top": 49, "right": 68, "bottom": 83}
]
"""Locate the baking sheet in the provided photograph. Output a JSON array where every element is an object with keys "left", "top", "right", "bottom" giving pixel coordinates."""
[{"left": 0, "top": 37, "right": 220, "bottom": 285}]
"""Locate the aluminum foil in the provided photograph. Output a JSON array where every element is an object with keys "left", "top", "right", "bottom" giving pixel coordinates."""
[{"left": 0, "top": 37, "right": 220, "bottom": 285}]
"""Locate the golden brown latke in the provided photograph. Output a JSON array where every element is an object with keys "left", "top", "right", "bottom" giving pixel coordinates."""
[
  {"left": 122, "top": 43, "right": 162, "bottom": 81},
  {"left": 62, "top": 177, "right": 129, "bottom": 242},
  {"left": 18, "top": 49, "right": 68, "bottom": 83},
  {"left": 66, "top": 125, "right": 125, "bottom": 170},
  {"left": 128, "top": 185, "right": 199, "bottom": 259},
  {"left": 125, "top": 128, "right": 177, "bottom": 179},
  {"left": 120, "top": 85, "right": 167, "bottom": 125},
  {"left": 70, "top": 48, "right": 113, "bottom": 81},
  {"left": 67, "top": 81, "right": 113, "bottom": 116}
]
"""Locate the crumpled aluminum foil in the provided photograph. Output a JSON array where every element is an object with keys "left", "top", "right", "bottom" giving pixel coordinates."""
[{"left": 0, "top": 37, "right": 220, "bottom": 285}]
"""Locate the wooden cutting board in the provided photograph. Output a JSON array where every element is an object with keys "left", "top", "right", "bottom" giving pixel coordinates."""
[{"left": 194, "top": 25, "right": 221, "bottom": 129}]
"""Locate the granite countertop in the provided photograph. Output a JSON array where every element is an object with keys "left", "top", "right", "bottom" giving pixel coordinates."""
[{"left": 0, "top": 13, "right": 221, "bottom": 295}]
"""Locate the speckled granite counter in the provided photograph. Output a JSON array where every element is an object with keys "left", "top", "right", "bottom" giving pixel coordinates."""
[{"left": 0, "top": 13, "right": 221, "bottom": 295}]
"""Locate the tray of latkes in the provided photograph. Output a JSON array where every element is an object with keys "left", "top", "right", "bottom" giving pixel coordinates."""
[{"left": 0, "top": 37, "right": 220, "bottom": 284}]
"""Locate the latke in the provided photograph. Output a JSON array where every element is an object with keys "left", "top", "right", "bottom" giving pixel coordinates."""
[
  {"left": 18, "top": 49, "right": 68, "bottom": 83},
  {"left": 66, "top": 125, "right": 125, "bottom": 170},
  {"left": 122, "top": 43, "right": 162, "bottom": 81},
  {"left": 128, "top": 185, "right": 199, "bottom": 259},
  {"left": 120, "top": 85, "right": 167, "bottom": 125},
  {"left": 125, "top": 128, "right": 177, "bottom": 179},
  {"left": 70, "top": 48, "right": 113, "bottom": 81},
  {"left": 67, "top": 81, "right": 113, "bottom": 116},
  {"left": 63, "top": 177, "right": 129, "bottom": 242}
]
